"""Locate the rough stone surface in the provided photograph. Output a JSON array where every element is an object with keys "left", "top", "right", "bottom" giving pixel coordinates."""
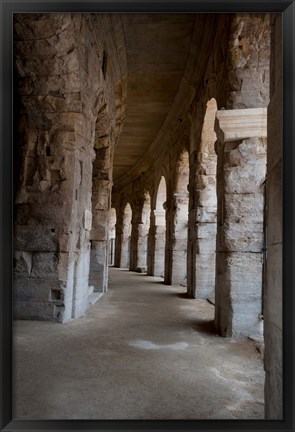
[
  {"left": 214, "top": 117, "right": 267, "bottom": 337},
  {"left": 12, "top": 12, "right": 282, "bottom": 421},
  {"left": 14, "top": 13, "right": 127, "bottom": 322}
]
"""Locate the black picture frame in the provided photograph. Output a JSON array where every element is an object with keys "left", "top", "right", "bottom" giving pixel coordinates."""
[{"left": 1, "top": 1, "right": 294, "bottom": 431}]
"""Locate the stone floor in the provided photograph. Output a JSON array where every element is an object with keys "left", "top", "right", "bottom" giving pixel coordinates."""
[{"left": 13, "top": 267, "right": 265, "bottom": 420}]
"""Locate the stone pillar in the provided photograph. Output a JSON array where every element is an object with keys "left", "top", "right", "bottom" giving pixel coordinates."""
[
  {"left": 89, "top": 111, "right": 115, "bottom": 292},
  {"left": 170, "top": 194, "right": 188, "bottom": 286},
  {"left": 137, "top": 224, "right": 148, "bottom": 269},
  {"left": 120, "top": 214, "right": 132, "bottom": 269},
  {"left": 71, "top": 148, "right": 96, "bottom": 320},
  {"left": 114, "top": 214, "right": 123, "bottom": 268},
  {"left": 186, "top": 201, "right": 197, "bottom": 298},
  {"left": 89, "top": 179, "right": 112, "bottom": 293},
  {"left": 108, "top": 208, "right": 117, "bottom": 265},
  {"left": 153, "top": 209, "right": 166, "bottom": 278},
  {"left": 14, "top": 127, "right": 96, "bottom": 323},
  {"left": 164, "top": 200, "right": 173, "bottom": 284},
  {"left": 130, "top": 219, "right": 140, "bottom": 271},
  {"left": 264, "top": 14, "right": 282, "bottom": 419},
  {"left": 135, "top": 196, "right": 150, "bottom": 271},
  {"left": 13, "top": 14, "right": 92, "bottom": 323},
  {"left": 214, "top": 108, "right": 267, "bottom": 337},
  {"left": 147, "top": 211, "right": 156, "bottom": 276}
]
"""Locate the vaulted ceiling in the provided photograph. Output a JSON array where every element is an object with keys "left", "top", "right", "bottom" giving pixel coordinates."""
[{"left": 113, "top": 14, "right": 195, "bottom": 186}]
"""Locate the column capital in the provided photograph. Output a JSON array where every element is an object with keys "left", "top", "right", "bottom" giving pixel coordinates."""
[{"left": 215, "top": 108, "right": 267, "bottom": 143}]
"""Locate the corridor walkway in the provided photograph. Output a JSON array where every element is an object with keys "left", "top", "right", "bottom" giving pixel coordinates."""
[{"left": 13, "top": 268, "right": 264, "bottom": 420}]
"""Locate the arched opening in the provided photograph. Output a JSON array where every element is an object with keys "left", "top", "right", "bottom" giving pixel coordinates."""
[
  {"left": 170, "top": 151, "right": 189, "bottom": 285},
  {"left": 11, "top": 12, "right": 280, "bottom": 421},
  {"left": 120, "top": 203, "right": 132, "bottom": 269},
  {"left": 194, "top": 98, "right": 218, "bottom": 301},
  {"left": 137, "top": 192, "right": 151, "bottom": 270},
  {"left": 153, "top": 176, "right": 167, "bottom": 278},
  {"left": 108, "top": 208, "right": 116, "bottom": 265}
]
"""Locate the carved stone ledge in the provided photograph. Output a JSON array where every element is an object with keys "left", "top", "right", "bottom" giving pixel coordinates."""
[{"left": 215, "top": 108, "right": 267, "bottom": 143}]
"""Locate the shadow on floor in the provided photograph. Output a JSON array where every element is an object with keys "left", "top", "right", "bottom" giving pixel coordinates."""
[
  {"left": 177, "top": 292, "right": 190, "bottom": 299},
  {"left": 148, "top": 280, "right": 166, "bottom": 285},
  {"left": 191, "top": 319, "right": 217, "bottom": 336}
]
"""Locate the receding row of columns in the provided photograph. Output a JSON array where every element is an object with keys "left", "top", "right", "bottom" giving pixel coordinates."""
[{"left": 114, "top": 107, "right": 267, "bottom": 338}]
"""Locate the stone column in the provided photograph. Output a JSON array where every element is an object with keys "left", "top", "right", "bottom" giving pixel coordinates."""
[
  {"left": 137, "top": 224, "right": 148, "bottom": 269},
  {"left": 214, "top": 108, "right": 267, "bottom": 337},
  {"left": 120, "top": 215, "right": 132, "bottom": 269},
  {"left": 89, "top": 179, "right": 112, "bottom": 293},
  {"left": 147, "top": 211, "right": 156, "bottom": 276},
  {"left": 153, "top": 209, "right": 166, "bottom": 278},
  {"left": 114, "top": 213, "right": 123, "bottom": 268},
  {"left": 89, "top": 114, "right": 114, "bottom": 293},
  {"left": 186, "top": 202, "right": 197, "bottom": 298},
  {"left": 14, "top": 125, "right": 96, "bottom": 323},
  {"left": 164, "top": 200, "right": 173, "bottom": 284},
  {"left": 13, "top": 14, "right": 96, "bottom": 323},
  {"left": 129, "top": 219, "right": 140, "bottom": 271},
  {"left": 170, "top": 194, "right": 188, "bottom": 286}
]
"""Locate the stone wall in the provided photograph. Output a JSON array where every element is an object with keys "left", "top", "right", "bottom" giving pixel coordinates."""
[
  {"left": 13, "top": 11, "right": 282, "bottom": 419},
  {"left": 14, "top": 13, "right": 126, "bottom": 322}
]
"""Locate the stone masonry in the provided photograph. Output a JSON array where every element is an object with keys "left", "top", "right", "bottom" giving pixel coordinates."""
[{"left": 13, "top": 12, "right": 282, "bottom": 419}]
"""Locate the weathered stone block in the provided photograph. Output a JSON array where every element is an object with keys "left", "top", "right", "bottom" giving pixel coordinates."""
[
  {"left": 74, "top": 250, "right": 91, "bottom": 279},
  {"left": 195, "top": 238, "right": 216, "bottom": 254},
  {"left": 173, "top": 238, "right": 187, "bottom": 251},
  {"left": 14, "top": 224, "right": 58, "bottom": 252},
  {"left": 89, "top": 241, "right": 108, "bottom": 292},
  {"left": 14, "top": 300, "right": 55, "bottom": 321},
  {"left": 222, "top": 221, "right": 264, "bottom": 252},
  {"left": 15, "top": 203, "right": 32, "bottom": 225},
  {"left": 30, "top": 252, "right": 59, "bottom": 278},
  {"left": 195, "top": 253, "right": 215, "bottom": 299},
  {"left": 14, "top": 277, "right": 60, "bottom": 302},
  {"left": 196, "top": 189, "right": 217, "bottom": 207},
  {"left": 196, "top": 207, "right": 216, "bottom": 223},
  {"left": 14, "top": 251, "right": 33, "bottom": 276},
  {"left": 90, "top": 224, "right": 108, "bottom": 241},
  {"left": 55, "top": 252, "right": 71, "bottom": 281},
  {"left": 216, "top": 252, "right": 263, "bottom": 302},
  {"left": 225, "top": 193, "right": 264, "bottom": 223},
  {"left": 231, "top": 301, "right": 262, "bottom": 337},
  {"left": 196, "top": 222, "right": 216, "bottom": 239},
  {"left": 224, "top": 162, "right": 265, "bottom": 194}
]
